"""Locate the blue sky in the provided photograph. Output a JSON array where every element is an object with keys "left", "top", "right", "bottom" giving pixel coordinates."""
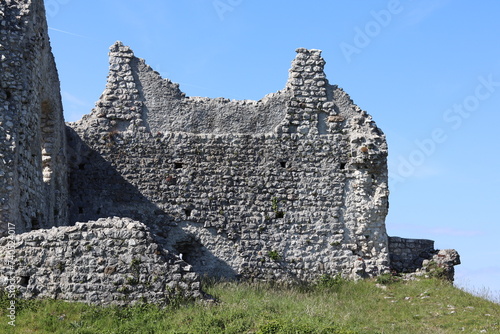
[{"left": 45, "top": 0, "right": 500, "bottom": 301}]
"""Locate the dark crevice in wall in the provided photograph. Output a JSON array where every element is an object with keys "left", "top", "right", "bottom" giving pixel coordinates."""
[
  {"left": 19, "top": 276, "right": 30, "bottom": 287},
  {"left": 31, "top": 217, "right": 40, "bottom": 231}
]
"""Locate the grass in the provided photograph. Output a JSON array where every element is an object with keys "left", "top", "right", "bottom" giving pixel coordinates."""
[{"left": 1, "top": 276, "right": 499, "bottom": 333}]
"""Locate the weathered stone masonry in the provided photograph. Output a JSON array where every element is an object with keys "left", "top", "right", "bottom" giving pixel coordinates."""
[
  {"left": 67, "top": 42, "right": 391, "bottom": 281},
  {"left": 389, "top": 237, "right": 460, "bottom": 281},
  {"left": 0, "top": 0, "right": 68, "bottom": 236},
  {"left": 0, "top": 217, "right": 202, "bottom": 305},
  {"left": 0, "top": 0, "right": 459, "bottom": 305}
]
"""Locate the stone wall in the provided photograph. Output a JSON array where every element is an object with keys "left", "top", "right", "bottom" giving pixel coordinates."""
[
  {"left": 0, "top": 217, "right": 202, "bottom": 305},
  {"left": 389, "top": 237, "right": 460, "bottom": 281},
  {"left": 0, "top": 0, "right": 461, "bottom": 306},
  {"left": 67, "top": 42, "right": 390, "bottom": 281},
  {"left": 389, "top": 237, "right": 435, "bottom": 273},
  {"left": 0, "top": 0, "right": 68, "bottom": 236}
]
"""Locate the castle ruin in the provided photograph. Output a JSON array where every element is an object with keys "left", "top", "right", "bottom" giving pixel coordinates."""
[{"left": 0, "top": 0, "right": 459, "bottom": 305}]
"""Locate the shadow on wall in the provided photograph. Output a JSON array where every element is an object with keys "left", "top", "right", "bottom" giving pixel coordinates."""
[{"left": 65, "top": 126, "right": 236, "bottom": 280}]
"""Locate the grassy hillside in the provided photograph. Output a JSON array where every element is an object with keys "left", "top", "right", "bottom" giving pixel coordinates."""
[{"left": 1, "top": 276, "right": 499, "bottom": 333}]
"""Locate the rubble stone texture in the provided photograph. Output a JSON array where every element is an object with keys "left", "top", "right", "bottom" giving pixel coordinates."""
[
  {"left": 389, "top": 237, "right": 461, "bottom": 281},
  {"left": 0, "top": 217, "right": 202, "bottom": 305},
  {"left": 0, "top": 0, "right": 68, "bottom": 236},
  {"left": 0, "top": 0, "right": 459, "bottom": 305},
  {"left": 67, "top": 42, "right": 391, "bottom": 281}
]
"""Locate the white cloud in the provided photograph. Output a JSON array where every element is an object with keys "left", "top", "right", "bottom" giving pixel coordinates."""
[
  {"left": 62, "top": 91, "right": 88, "bottom": 107},
  {"left": 403, "top": 0, "right": 451, "bottom": 26},
  {"left": 412, "top": 163, "right": 443, "bottom": 179},
  {"left": 61, "top": 91, "right": 91, "bottom": 122},
  {"left": 429, "top": 227, "right": 484, "bottom": 237},
  {"left": 455, "top": 267, "right": 500, "bottom": 303},
  {"left": 48, "top": 27, "right": 87, "bottom": 39}
]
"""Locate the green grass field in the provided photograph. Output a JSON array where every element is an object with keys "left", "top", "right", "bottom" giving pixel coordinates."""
[{"left": 1, "top": 276, "right": 499, "bottom": 333}]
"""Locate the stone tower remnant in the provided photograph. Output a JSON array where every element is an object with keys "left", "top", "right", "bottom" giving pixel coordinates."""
[{"left": 0, "top": 0, "right": 68, "bottom": 237}]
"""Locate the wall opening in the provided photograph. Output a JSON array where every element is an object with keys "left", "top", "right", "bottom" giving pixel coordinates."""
[
  {"left": 41, "top": 101, "right": 55, "bottom": 184},
  {"left": 19, "top": 276, "right": 30, "bottom": 287},
  {"left": 184, "top": 208, "right": 192, "bottom": 217},
  {"left": 174, "top": 237, "right": 204, "bottom": 267},
  {"left": 31, "top": 217, "right": 40, "bottom": 230}
]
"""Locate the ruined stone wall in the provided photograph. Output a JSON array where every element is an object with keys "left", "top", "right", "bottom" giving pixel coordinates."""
[
  {"left": 0, "top": 217, "right": 202, "bottom": 305},
  {"left": 0, "top": 0, "right": 68, "bottom": 236},
  {"left": 67, "top": 42, "right": 390, "bottom": 281},
  {"left": 0, "top": 0, "right": 461, "bottom": 306},
  {"left": 389, "top": 237, "right": 436, "bottom": 273},
  {"left": 389, "top": 237, "right": 460, "bottom": 280}
]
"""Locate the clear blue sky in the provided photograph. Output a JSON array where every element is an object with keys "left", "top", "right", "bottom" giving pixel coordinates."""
[{"left": 45, "top": 0, "right": 500, "bottom": 301}]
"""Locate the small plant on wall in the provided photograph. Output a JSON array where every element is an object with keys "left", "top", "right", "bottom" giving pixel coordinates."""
[
  {"left": 271, "top": 197, "right": 285, "bottom": 218},
  {"left": 267, "top": 250, "right": 281, "bottom": 261}
]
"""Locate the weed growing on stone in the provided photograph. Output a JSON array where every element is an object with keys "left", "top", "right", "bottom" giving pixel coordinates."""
[
  {"left": 271, "top": 197, "right": 285, "bottom": 218},
  {"left": 267, "top": 250, "right": 281, "bottom": 261},
  {"left": 130, "top": 257, "right": 141, "bottom": 276},
  {"left": 426, "top": 260, "right": 448, "bottom": 280}
]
